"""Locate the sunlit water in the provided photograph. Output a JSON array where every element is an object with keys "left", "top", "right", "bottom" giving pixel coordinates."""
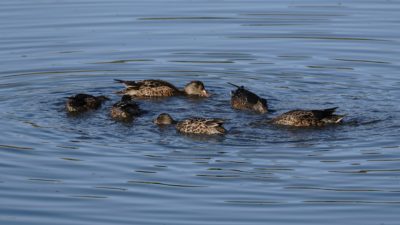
[{"left": 1, "top": 0, "right": 400, "bottom": 224}]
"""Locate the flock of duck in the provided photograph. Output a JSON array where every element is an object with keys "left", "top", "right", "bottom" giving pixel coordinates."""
[{"left": 66, "top": 79, "right": 345, "bottom": 135}]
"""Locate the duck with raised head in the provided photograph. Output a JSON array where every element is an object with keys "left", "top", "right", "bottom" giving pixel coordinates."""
[
  {"left": 229, "top": 82, "right": 268, "bottom": 114},
  {"left": 153, "top": 113, "right": 226, "bottom": 135},
  {"left": 114, "top": 79, "right": 210, "bottom": 98},
  {"left": 66, "top": 93, "right": 109, "bottom": 113},
  {"left": 271, "top": 107, "right": 345, "bottom": 127},
  {"left": 110, "top": 95, "right": 143, "bottom": 121}
]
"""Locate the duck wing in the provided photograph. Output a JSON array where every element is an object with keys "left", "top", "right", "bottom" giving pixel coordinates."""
[
  {"left": 115, "top": 79, "right": 178, "bottom": 90},
  {"left": 205, "top": 118, "right": 224, "bottom": 127},
  {"left": 140, "top": 80, "right": 178, "bottom": 90}
]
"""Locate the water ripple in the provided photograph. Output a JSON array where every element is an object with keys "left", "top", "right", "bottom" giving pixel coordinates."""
[{"left": 1, "top": 0, "right": 400, "bottom": 225}]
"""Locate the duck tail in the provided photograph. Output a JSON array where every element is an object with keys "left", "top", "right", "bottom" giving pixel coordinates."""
[
  {"left": 313, "top": 107, "right": 340, "bottom": 120},
  {"left": 215, "top": 126, "right": 227, "bottom": 134},
  {"left": 323, "top": 107, "right": 339, "bottom": 114},
  {"left": 115, "top": 79, "right": 138, "bottom": 88},
  {"left": 227, "top": 82, "right": 242, "bottom": 88},
  {"left": 114, "top": 79, "right": 126, "bottom": 84},
  {"left": 206, "top": 119, "right": 224, "bottom": 127},
  {"left": 314, "top": 107, "right": 339, "bottom": 117}
]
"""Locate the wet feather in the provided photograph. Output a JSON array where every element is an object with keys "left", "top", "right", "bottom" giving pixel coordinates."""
[
  {"left": 154, "top": 113, "right": 226, "bottom": 135},
  {"left": 271, "top": 107, "right": 345, "bottom": 127},
  {"left": 110, "top": 95, "right": 143, "bottom": 121},
  {"left": 229, "top": 83, "right": 268, "bottom": 114},
  {"left": 66, "top": 93, "right": 109, "bottom": 113},
  {"left": 115, "top": 79, "right": 210, "bottom": 97}
]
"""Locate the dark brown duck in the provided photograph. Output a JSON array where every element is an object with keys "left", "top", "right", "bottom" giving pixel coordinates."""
[
  {"left": 110, "top": 95, "right": 143, "bottom": 121},
  {"left": 66, "top": 93, "right": 109, "bottom": 113},
  {"left": 229, "top": 83, "right": 268, "bottom": 114}
]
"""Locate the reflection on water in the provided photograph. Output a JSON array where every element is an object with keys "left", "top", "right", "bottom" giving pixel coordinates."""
[{"left": 1, "top": 0, "right": 400, "bottom": 225}]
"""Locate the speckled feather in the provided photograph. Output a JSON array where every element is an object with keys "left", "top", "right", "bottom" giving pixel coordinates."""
[
  {"left": 176, "top": 118, "right": 226, "bottom": 135},
  {"left": 115, "top": 79, "right": 182, "bottom": 97},
  {"left": 271, "top": 107, "right": 344, "bottom": 127}
]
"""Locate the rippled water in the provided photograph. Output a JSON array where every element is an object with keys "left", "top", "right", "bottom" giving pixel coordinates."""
[{"left": 1, "top": 0, "right": 400, "bottom": 224}]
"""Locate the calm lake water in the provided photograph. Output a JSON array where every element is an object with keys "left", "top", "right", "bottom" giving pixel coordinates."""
[{"left": 1, "top": 0, "right": 400, "bottom": 224}]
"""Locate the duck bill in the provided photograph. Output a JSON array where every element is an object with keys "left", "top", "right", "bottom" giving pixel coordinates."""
[{"left": 202, "top": 90, "right": 211, "bottom": 97}]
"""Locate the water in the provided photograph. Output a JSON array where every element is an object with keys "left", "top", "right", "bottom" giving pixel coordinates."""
[{"left": 1, "top": 0, "right": 400, "bottom": 224}]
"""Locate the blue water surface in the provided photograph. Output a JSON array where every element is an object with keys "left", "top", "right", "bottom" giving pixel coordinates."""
[{"left": 0, "top": 0, "right": 399, "bottom": 224}]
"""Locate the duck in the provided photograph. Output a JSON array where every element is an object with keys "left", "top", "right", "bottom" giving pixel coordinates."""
[
  {"left": 228, "top": 83, "right": 268, "bottom": 114},
  {"left": 153, "top": 113, "right": 176, "bottom": 125},
  {"left": 66, "top": 93, "right": 109, "bottom": 113},
  {"left": 110, "top": 95, "right": 143, "bottom": 121},
  {"left": 114, "top": 79, "right": 210, "bottom": 98},
  {"left": 271, "top": 107, "right": 345, "bottom": 127},
  {"left": 153, "top": 113, "right": 226, "bottom": 135}
]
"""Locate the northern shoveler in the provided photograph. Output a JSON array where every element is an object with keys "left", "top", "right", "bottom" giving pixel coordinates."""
[
  {"left": 115, "top": 79, "right": 210, "bottom": 98},
  {"left": 66, "top": 93, "right": 109, "bottom": 113},
  {"left": 271, "top": 107, "right": 345, "bottom": 127},
  {"left": 154, "top": 113, "right": 226, "bottom": 135},
  {"left": 229, "top": 83, "right": 268, "bottom": 114},
  {"left": 110, "top": 95, "right": 143, "bottom": 121}
]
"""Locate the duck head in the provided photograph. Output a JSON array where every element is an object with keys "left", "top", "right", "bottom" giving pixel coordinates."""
[
  {"left": 154, "top": 113, "right": 176, "bottom": 125},
  {"left": 184, "top": 81, "right": 210, "bottom": 97}
]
